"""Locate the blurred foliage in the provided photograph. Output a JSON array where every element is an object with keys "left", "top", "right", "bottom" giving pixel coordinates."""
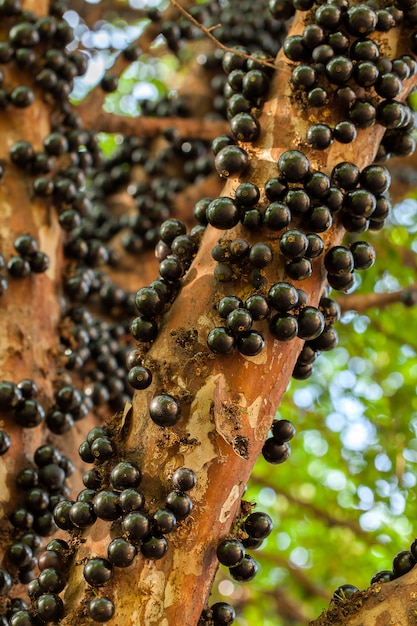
[{"left": 71, "top": 1, "right": 417, "bottom": 624}]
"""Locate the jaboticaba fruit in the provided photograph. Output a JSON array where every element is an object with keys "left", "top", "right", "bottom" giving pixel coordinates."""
[
  {"left": 237, "top": 331, "right": 265, "bottom": 356},
  {"left": 272, "top": 419, "right": 296, "bottom": 442},
  {"left": 269, "top": 314, "right": 298, "bottom": 340},
  {"left": 350, "top": 241, "right": 376, "bottom": 269},
  {"left": 244, "top": 512, "right": 273, "bottom": 539},
  {"left": 306, "top": 124, "right": 333, "bottom": 149},
  {"left": 171, "top": 467, "right": 196, "bottom": 491},
  {"left": 230, "top": 112, "right": 260, "bottom": 142},
  {"left": 214, "top": 145, "right": 249, "bottom": 178},
  {"left": 235, "top": 181, "right": 260, "bottom": 207},
  {"left": 229, "top": 554, "right": 259, "bottom": 581},
  {"left": 207, "top": 327, "right": 235, "bottom": 354},
  {"left": 264, "top": 202, "right": 291, "bottom": 231},
  {"left": 297, "top": 306, "right": 325, "bottom": 340},
  {"left": 87, "top": 597, "right": 115, "bottom": 622},
  {"left": 279, "top": 229, "right": 309, "bottom": 258},
  {"left": 268, "top": 282, "right": 298, "bottom": 311},
  {"left": 278, "top": 150, "right": 310, "bottom": 182},
  {"left": 324, "top": 246, "right": 354, "bottom": 275},
  {"left": 217, "top": 539, "right": 245, "bottom": 567},
  {"left": 149, "top": 394, "right": 181, "bottom": 427},
  {"left": 206, "top": 197, "right": 240, "bottom": 229}
]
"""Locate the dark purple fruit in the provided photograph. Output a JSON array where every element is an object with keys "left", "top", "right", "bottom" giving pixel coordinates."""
[
  {"left": 215, "top": 145, "right": 248, "bottom": 178},
  {"left": 165, "top": 490, "right": 193, "bottom": 519},
  {"left": 216, "top": 539, "right": 245, "bottom": 567},
  {"left": 244, "top": 512, "right": 273, "bottom": 539},
  {"left": 36, "top": 593, "right": 64, "bottom": 622},
  {"left": 279, "top": 229, "right": 309, "bottom": 259},
  {"left": 269, "top": 314, "right": 298, "bottom": 341},
  {"left": 87, "top": 597, "right": 115, "bottom": 622},
  {"left": 278, "top": 150, "right": 310, "bottom": 182},
  {"left": 141, "top": 535, "right": 168, "bottom": 560},
  {"left": 297, "top": 306, "right": 325, "bottom": 340},
  {"left": 149, "top": 394, "right": 181, "bottom": 427},
  {"left": 262, "top": 439, "right": 290, "bottom": 463},
  {"left": 107, "top": 537, "right": 137, "bottom": 568},
  {"left": 272, "top": 419, "right": 296, "bottom": 442},
  {"left": 229, "top": 555, "right": 258, "bottom": 582},
  {"left": 206, "top": 197, "right": 240, "bottom": 229},
  {"left": 333, "top": 584, "right": 360, "bottom": 603},
  {"left": 236, "top": 331, "right": 265, "bottom": 356},
  {"left": 210, "top": 601, "right": 236, "bottom": 625},
  {"left": 171, "top": 467, "right": 196, "bottom": 491},
  {"left": 392, "top": 550, "right": 416, "bottom": 577},
  {"left": 207, "top": 327, "right": 235, "bottom": 355},
  {"left": 350, "top": 241, "right": 376, "bottom": 269},
  {"left": 122, "top": 511, "right": 149, "bottom": 541},
  {"left": 83, "top": 558, "right": 113, "bottom": 586},
  {"left": 110, "top": 462, "right": 141, "bottom": 491}
]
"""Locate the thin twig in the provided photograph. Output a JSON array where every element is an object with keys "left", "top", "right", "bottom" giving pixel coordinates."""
[
  {"left": 251, "top": 476, "right": 383, "bottom": 541},
  {"left": 169, "top": 0, "right": 278, "bottom": 71}
]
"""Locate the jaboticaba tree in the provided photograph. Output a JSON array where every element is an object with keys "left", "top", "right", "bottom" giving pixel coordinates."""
[{"left": 0, "top": 0, "right": 416, "bottom": 624}]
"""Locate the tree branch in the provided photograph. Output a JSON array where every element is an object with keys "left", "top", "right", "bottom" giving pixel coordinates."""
[
  {"left": 77, "top": 111, "right": 230, "bottom": 140},
  {"left": 252, "top": 476, "right": 383, "bottom": 541},
  {"left": 75, "top": 0, "right": 196, "bottom": 119},
  {"left": 339, "top": 283, "right": 417, "bottom": 313},
  {"left": 168, "top": 0, "right": 277, "bottom": 71},
  {"left": 310, "top": 567, "right": 417, "bottom": 626}
]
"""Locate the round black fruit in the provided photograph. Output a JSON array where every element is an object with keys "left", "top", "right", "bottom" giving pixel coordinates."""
[
  {"left": 262, "top": 439, "right": 290, "bottom": 463},
  {"left": 149, "top": 394, "right": 181, "bottom": 427},
  {"left": 244, "top": 512, "right": 273, "bottom": 539},
  {"left": 229, "top": 555, "right": 258, "bottom": 582},
  {"left": 87, "top": 597, "right": 115, "bottom": 623},
  {"left": 207, "top": 327, "right": 235, "bottom": 355},
  {"left": 83, "top": 558, "right": 113, "bottom": 586},
  {"left": 278, "top": 150, "right": 310, "bottom": 182},
  {"left": 206, "top": 197, "right": 240, "bottom": 229},
  {"left": 216, "top": 539, "right": 245, "bottom": 567},
  {"left": 272, "top": 419, "right": 296, "bottom": 443},
  {"left": 215, "top": 145, "right": 248, "bottom": 178}
]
